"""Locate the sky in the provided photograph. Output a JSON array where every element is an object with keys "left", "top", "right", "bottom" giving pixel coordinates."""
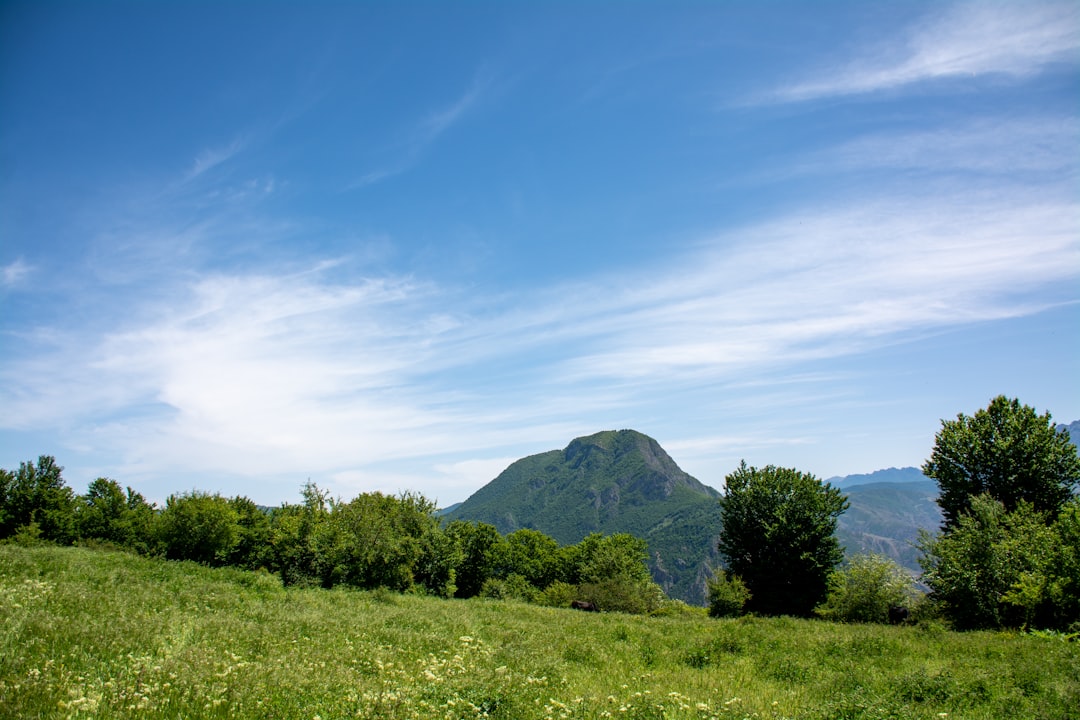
[{"left": 1, "top": 1, "right": 1078, "bottom": 507}]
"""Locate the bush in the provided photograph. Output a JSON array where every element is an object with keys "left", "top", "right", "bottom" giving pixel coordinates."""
[
  {"left": 816, "top": 553, "right": 916, "bottom": 623},
  {"left": 707, "top": 570, "right": 751, "bottom": 618},
  {"left": 578, "top": 577, "right": 665, "bottom": 615},
  {"left": 480, "top": 574, "right": 538, "bottom": 602},
  {"left": 157, "top": 491, "right": 240, "bottom": 565},
  {"left": 536, "top": 580, "right": 577, "bottom": 608}
]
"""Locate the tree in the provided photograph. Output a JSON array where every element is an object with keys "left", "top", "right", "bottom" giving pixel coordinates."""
[
  {"left": 815, "top": 553, "right": 916, "bottom": 624},
  {"left": 0, "top": 456, "right": 77, "bottom": 543},
  {"left": 706, "top": 569, "right": 750, "bottom": 618},
  {"left": 76, "top": 478, "right": 156, "bottom": 551},
  {"left": 571, "top": 533, "right": 666, "bottom": 614},
  {"left": 918, "top": 494, "right": 1063, "bottom": 630},
  {"left": 923, "top": 396, "right": 1080, "bottom": 529},
  {"left": 444, "top": 520, "right": 504, "bottom": 598},
  {"left": 717, "top": 462, "right": 848, "bottom": 617},
  {"left": 157, "top": 491, "right": 240, "bottom": 565}
]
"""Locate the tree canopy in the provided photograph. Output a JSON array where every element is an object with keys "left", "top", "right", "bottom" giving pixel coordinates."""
[
  {"left": 717, "top": 462, "right": 848, "bottom": 617},
  {"left": 923, "top": 395, "right": 1080, "bottom": 529}
]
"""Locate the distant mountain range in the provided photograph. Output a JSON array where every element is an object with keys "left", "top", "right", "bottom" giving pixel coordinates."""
[{"left": 447, "top": 422, "right": 1079, "bottom": 605}]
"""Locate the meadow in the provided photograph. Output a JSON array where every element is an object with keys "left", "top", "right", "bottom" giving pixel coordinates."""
[{"left": 1, "top": 545, "right": 1077, "bottom": 720}]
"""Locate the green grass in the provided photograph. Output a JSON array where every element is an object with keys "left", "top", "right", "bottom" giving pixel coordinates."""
[{"left": 2, "top": 545, "right": 1078, "bottom": 719}]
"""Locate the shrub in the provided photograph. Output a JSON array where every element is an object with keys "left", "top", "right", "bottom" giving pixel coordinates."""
[
  {"left": 707, "top": 569, "right": 751, "bottom": 618},
  {"left": 157, "top": 491, "right": 240, "bottom": 565},
  {"left": 480, "top": 574, "right": 538, "bottom": 602},
  {"left": 578, "top": 577, "right": 665, "bottom": 615},
  {"left": 536, "top": 580, "right": 577, "bottom": 608},
  {"left": 816, "top": 553, "right": 917, "bottom": 623}
]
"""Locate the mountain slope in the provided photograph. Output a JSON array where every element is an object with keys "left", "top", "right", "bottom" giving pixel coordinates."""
[
  {"left": 836, "top": 480, "right": 942, "bottom": 572},
  {"left": 446, "top": 430, "right": 722, "bottom": 605}
]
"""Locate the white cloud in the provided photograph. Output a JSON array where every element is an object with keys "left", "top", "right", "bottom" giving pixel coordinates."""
[
  {"left": 770, "top": 1, "right": 1080, "bottom": 102},
  {"left": 1, "top": 259, "right": 32, "bottom": 288},
  {"left": 186, "top": 138, "right": 244, "bottom": 180},
  {"left": 349, "top": 71, "right": 489, "bottom": 189}
]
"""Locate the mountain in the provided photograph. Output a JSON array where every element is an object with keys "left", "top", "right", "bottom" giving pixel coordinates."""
[
  {"left": 836, "top": 480, "right": 941, "bottom": 573},
  {"left": 1057, "top": 420, "right": 1080, "bottom": 448},
  {"left": 829, "top": 466, "right": 928, "bottom": 488},
  {"left": 446, "top": 429, "right": 723, "bottom": 605}
]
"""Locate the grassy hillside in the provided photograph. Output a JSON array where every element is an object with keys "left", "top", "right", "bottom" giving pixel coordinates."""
[
  {"left": 448, "top": 430, "right": 722, "bottom": 605},
  {"left": 3, "top": 545, "right": 1078, "bottom": 720}
]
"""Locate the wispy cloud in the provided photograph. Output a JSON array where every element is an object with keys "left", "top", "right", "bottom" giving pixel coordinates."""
[
  {"left": 5, "top": 174, "right": 1073, "bottom": 498},
  {"left": 1, "top": 259, "right": 32, "bottom": 288},
  {"left": 186, "top": 138, "right": 245, "bottom": 181},
  {"left": 348, "top": 71, "right": 489, "bottom": 189},
  {"left": 767, "top": 1, "right": 1080, "bottom": 102}
]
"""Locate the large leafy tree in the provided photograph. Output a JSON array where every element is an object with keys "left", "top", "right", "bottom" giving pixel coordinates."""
[
  {"left": 76, "top": 478, "right": 157, "bottom": 551},
  {"left": 718, "top": 462, "right": 848, "bottom": 617},
  {"left": 157, "top": 491, "right": 240, "bottom": 565},
  {"left": 923, "top": 396, "right": 1080, "bottom": 529},
  {"left": 0, "top": 456, "right": 77, "bottom": 543},
  {"left": 918, "top": 494, "right": 1076, "bottom": 630}
]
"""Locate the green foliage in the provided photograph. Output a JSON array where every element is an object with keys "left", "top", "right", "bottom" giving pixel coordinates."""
[
  {"left": 536, "top": 580, "right": 577, "bottom": 608},
  {"left": 313, "top": 490, "right": 438, "bottom": 592},
  {"left": 923, "top": 396, "right": 1080, "bottom": 529},
  {"left": 225, "top": 496, "right": 271, "bottom": 569},
  {"left": 157, "top": 491, "right": 240, "bottom": 565},
  {"left": 490, "top": 528, "right": 562, "bottom": 589},
  {"left": 480, "top": 573, "right": 539, "bottom": 602},
  {"left": 577, "top": 577, "right": 666, "bottom": 615},
  {"left": 75, "top": 478, "right": 157, "bottom": 553},
  {"left": 918, "top": 494, "right": 1079, "bottom": 630},
  {"left": 5, "top": 544, "right": 1079, "bottom": 720},
  {"left": 444, "top": 520, "right": 503, "bottom": 598},
  {"left": 816, "top": 553, "right": 916, "bottom": 624},
  {"left": 0, "top": 456, "right": 77, "bottom": 543},
  {"left": 706, "top": 569, "right": 750, "bottom": 618},
  {"left": 717, "top": 461, "right": 849, "bottom": 617}
]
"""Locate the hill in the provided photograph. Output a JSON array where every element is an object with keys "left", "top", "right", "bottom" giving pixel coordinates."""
[
  {"left": 3, "top": 544, "right": 1075, "bottom": 720},
  {"left": 446, "top": 430, "right": 722, "bottom": 605},
  {"left": 836, "top": 480, "right": 942, "bottom": 572}
]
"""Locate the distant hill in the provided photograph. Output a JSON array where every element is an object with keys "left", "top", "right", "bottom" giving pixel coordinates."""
[
  {"left": 829, "top": 466, "right": 928, "bottom": 488},
  {"left": 836, "top": 480, "right": 941, "bottom": 573},
  {"left": 445, "top": 430, "right": 723, "bottom": 605}
]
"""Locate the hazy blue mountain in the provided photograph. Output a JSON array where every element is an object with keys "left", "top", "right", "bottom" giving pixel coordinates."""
[
  {"left": 836, "top": 480, "right": 941, "bottom": 573},
  {"left": 829, "top": 466, "right": 929, "bottom": 488}
]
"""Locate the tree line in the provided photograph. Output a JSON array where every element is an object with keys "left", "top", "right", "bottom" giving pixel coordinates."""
[
  {"left": 0, "top": 464, "right": 665, "bottom": 614},
  {"left": 3, "top": 395, "right": 1078, "bottom": 629},
  {"left": 709, "top": 395, "right": 1080, "bottom": 632}
]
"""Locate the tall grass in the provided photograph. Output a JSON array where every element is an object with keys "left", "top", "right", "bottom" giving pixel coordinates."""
[{"left": 1, "top": 545, "right": 1077, "bottom": 719}]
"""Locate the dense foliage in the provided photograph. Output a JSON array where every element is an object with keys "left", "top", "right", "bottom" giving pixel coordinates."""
[
  {"left": 919, "top": 397, "right": 1080, "bottom": 631},
  {"left": 815, "top": 553, "right": 917, "bottom": 624},
  {"left": 923, "top": 395, "right": 1080, "bottom": 529},
  {"left": 0, "top": 457, "right": 665, "bottom": 614},
  {"left": 919, "top": 495, "right": 1080, "bottom": 630},
  {"left": 717, "top": 462, "right": 849, "bottom": 617}
]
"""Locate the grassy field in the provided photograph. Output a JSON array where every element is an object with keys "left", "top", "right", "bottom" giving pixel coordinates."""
[{"left": 1, "top": 545, "right": 1077, "bottom": 719}]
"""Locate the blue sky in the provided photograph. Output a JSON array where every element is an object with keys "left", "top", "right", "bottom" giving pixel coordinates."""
[{"left": 2, "top": 1, "right": 1078, "bottom": 507}]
